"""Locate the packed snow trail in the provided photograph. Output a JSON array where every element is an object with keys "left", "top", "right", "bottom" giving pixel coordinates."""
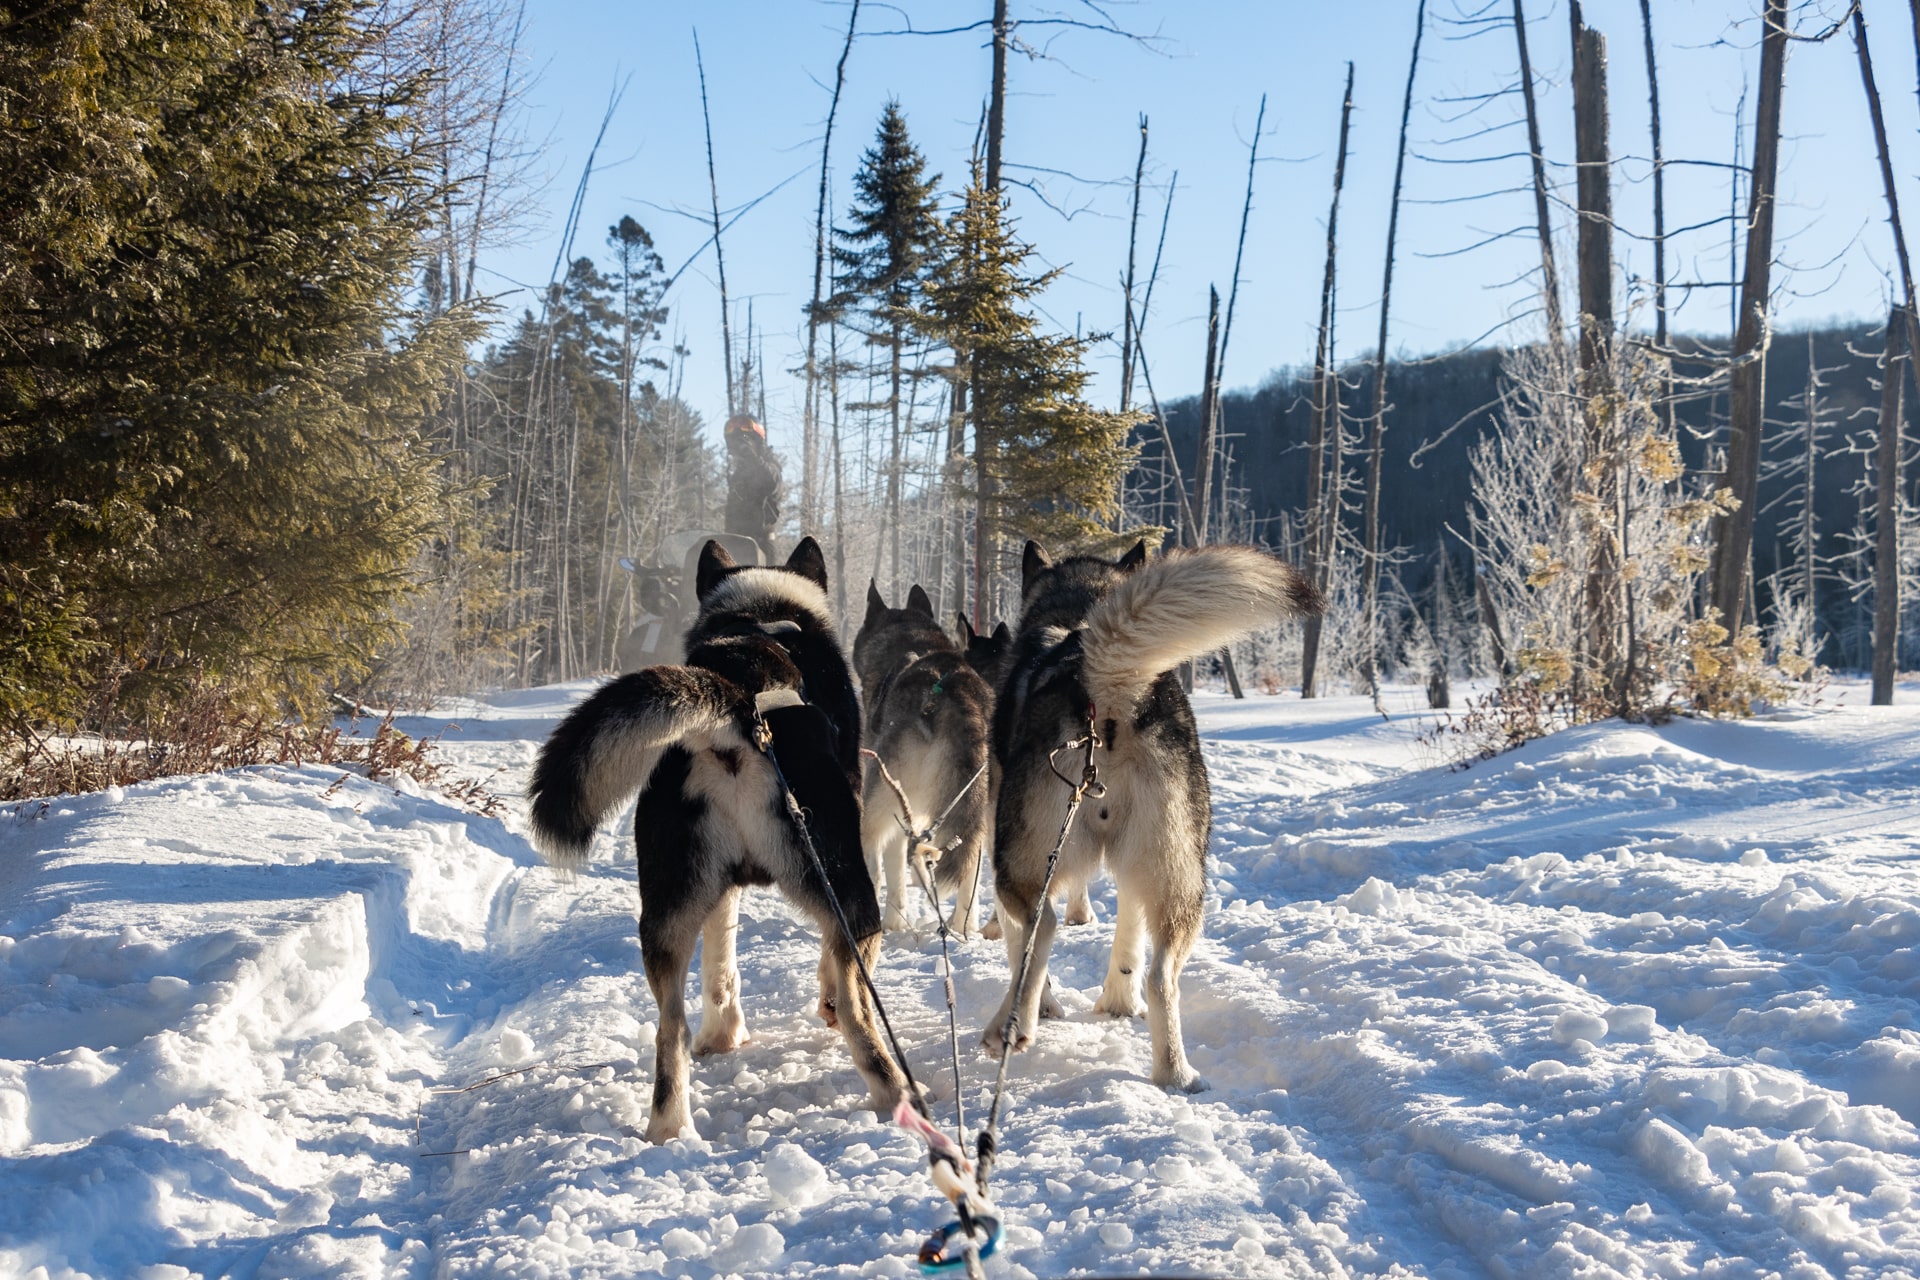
[{"left": 1, "top": 684, "right": 1917, "bottom": 1277}]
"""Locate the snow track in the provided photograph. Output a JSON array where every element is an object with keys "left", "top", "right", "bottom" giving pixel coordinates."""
[{"left": 2, "top": 684, "right": 1917, "bottom": 1277}]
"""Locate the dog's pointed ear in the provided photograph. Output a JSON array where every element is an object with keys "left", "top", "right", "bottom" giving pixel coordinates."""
[
  {"left": 906, "top": 584, "right": 935, "bottom": 618},
  {"left": 991, "top": 621, "right": 1011, "bottom": 645},
  {"left": 696, "top": 539, "right": 737, "bottom": 600},
  {"left": 786, "top": 536, "right": 829, "bottom": 590},
  {"left": 1118, "top": 539, "right": 1149, "bottom": 572},
  {"left": 957, "top": 612, "right": 977, "bottom": 644},
  {"left": 1022, "top": 540, "right": 1052, "bottom": 592},
  {"left": 865, "top": 579, "right": 887, "bottom": 625}
]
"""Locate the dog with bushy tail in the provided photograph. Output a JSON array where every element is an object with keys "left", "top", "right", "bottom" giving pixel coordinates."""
[{"left": 986, "top": 540, "right": 1322, "bottom": 1091}]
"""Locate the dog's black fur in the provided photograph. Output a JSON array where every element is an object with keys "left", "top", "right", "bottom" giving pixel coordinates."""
[
  {"left": 528, "top": 537, "right": 907, "bottom": 1142},
  {"left": 958, "top": 613, "right": 1013, "bottom": 686}
]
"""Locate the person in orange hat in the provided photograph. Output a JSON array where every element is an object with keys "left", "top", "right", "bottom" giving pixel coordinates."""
[{"left": 723, "top": 412, "right": 781, "bottom": 553}]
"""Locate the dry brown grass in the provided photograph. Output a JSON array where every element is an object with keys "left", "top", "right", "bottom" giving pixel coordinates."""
[{"left": 3, "top": 672, "right": 502, "bottom": 815}]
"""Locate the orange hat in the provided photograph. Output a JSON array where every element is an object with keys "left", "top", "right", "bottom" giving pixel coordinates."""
[{"left": 724, "top": 413, "right": 766, "bottom": 440}]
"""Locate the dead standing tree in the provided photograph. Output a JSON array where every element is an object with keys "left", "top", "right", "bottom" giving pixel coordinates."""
[
  {"left": 1301, "top": 64, "right": 1355, "bottom": 697},
  {"left": 1119, "top": 114, "right": 1149, "bottom": 421},
  {"left": 1851, "top": 2, "right": 1920, "bottom": 703},
  {"left": 803, "top": 0, "right": 861, "bottom": 533},
  {"left": 1708, "top": 0, "right": 1787, "bottom": 639},
  {"left": 694, "top": 30, "right": 736, "bottom": 417},
  {"left": 1360, "top": 4, "right": 1426, "bottom": 709},
  {"left": 1514, "top": 0, "right": 1565, "bottom": 346},
  {"left": 1570, "top": 2, "right": 1622, "bottom": 700},
  {"left": 1638, "top": 0, "right": 1673, "bottom": 434}
]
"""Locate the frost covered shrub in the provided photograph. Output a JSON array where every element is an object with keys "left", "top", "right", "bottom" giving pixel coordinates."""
[{"left": 1444, "top": 337, "right": 1802, "bottom": 763}]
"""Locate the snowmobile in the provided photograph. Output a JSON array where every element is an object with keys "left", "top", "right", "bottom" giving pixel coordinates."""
[{"left": 614, "top": 530, "right": 769, "bottom": 672}]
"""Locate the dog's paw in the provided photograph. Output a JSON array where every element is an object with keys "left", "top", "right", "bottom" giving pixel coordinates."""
[
  {"left": 1154, "top": 1063, "right": 1209, "bottom": 1094},
  {"left": 1063, "top": 895, "right": 1097, "bottom": 926},
  {"left": 1092, "top": 985, "right": 1144, "bottom": 1019},
  {"left": 1039, "top": 982, "right": 1065, "bottom": 1020},
  {"left": 692, "top": 1012, "right": 749, "bottom": 1057},
  {"left": 980, "top": 1021, "right": 1033, "bottom": 1058},
  {"left": 944, "top": 909, "right": 974, "bottom": 939},
  {"left": 980, "top": 913, "right": 1003, "bottom": 941},
  {"left": 883, "top": 905, "right": 913, "bottom": 932},
  {"left": 646, "top": 1107, "right": 697, "bottom": 1144}
]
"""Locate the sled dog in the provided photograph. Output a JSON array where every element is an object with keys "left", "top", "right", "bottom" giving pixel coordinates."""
[
  {"left": 852, "top": 583, "right": 992, "bottom": 936},
  {"left": 983, "top": 540, "right": 1322, "bottom": 1091},
  {"left": 528, "top": 537, "right": 907, "bottom": 1142},
  {"left": 958, "top": 614, "right": 1013, "bottom": 685}
]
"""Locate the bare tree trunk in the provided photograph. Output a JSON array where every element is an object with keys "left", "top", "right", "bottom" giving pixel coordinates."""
[
  {"left": 1513, "top": 0, "right": 1564, "bottom": 345},
  {"left": 1300, "top": 64, "right": 1354, "bottom": 698},
  {"left": 985, "top": 0, "right": 1009, "bottom": 194},
  {"left": 1571, "top": 1, "right": 1621, "bottom": 697},
  {"left": 1709, "top": 0, "right": 1787, "bottom": 638},
  {"left": 947, "top": 354, "right": 970, "bottom": 620},
  {"left": 1193, "top": 287, "right": 1222, "bottom": 548},
  {"left": 830, "top": 320, "right": 849, "bottom": 625},
  {"left": 1119, "top": 115, "right": 1148, "bottom": 418},
  {"left": 1801, "top": 332, "right": 1818, "bottom": 629},
  {"left": 1857, "top": 4, "right": 1920, "bottom": 702},
  {"left": 1215, "top": 94, "right": 1266, "bottom": 416},
  {"left": 1638, "top": 0, "right": 1672, "bottom": 434},
  {"left": 804, "top": 0, "right": 859, "bottom": 532},
  {"left": 695, "top": 31, "right": 735, "bottom": 416},
  {"left": 1476, "top": 563, "right": 1511, "bottom": 676},
  {"left": 1361, "top": 3, "right": 1426, "bottom": 706},
  {"left": 887, "top": 321, "right": 904, "bottom": 595},
  {"left": 1875, "top": 307, "right": 1908, "bottom": 705}
]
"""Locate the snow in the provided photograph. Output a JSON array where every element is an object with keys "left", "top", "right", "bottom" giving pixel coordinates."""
[{"left": 4, "top": 680, "right": 1920, "bottom": 1277}]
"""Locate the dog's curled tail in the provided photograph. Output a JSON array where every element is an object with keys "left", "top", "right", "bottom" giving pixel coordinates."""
[
  {"left": 1081, "top": 546, "right": 1324, "bottom": 717},
  {"left": 527, "top": 667, "right": 739, "bottom": 871}
]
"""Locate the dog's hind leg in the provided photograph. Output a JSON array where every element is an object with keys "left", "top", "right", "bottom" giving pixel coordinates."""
[
  {"left": 882, "top": 835, "right": 913, "bottom": 933},
  {"left": 1063, "top": 882, "right": 1098, "bottom": 926},
  {"left": 1106, "top": 782, "right": 1209, "bottom": 1092},
  {"left": 825, "top": 929, "right": 910, "bottom": 1111},
  {"left": 693, "top": 886, "right": 750, "bottom": 1056},
  {"left": 936, "top": 838, "right": 983, "bottom": 938},
  {"left": 1093, "top": 887, "right": 1147, "bottom": 1019},
  {"left": 981, "top": 890, "right": 1060, "bottom": 1056},
  {"left": 1143, "top": 911, "right": 1206, "bottom": 1093},
  {"left": 862, "top": 787, "right": 913, "bottom": 932},
  {"left": 639, "top": 920, "right": 703, "bottom": 1142}
]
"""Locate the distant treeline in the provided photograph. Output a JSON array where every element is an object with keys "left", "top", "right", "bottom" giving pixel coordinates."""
[{"left": 1148, "top": 322, "right": 1897, "bottom": 666}]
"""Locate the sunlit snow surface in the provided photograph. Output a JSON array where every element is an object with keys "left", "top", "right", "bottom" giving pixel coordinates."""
[{"left": 3, "top": 681, "right": 1919, "bottom": 1278}]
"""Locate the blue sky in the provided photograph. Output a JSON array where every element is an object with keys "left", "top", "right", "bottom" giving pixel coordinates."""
[{"left": 476, "top": 0, "right": 1914, "bottom": 442}]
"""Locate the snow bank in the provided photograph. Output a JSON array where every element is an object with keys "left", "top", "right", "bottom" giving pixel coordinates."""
[{"left": 2, "top": 681, "right": 1917, "bottom": 1277}]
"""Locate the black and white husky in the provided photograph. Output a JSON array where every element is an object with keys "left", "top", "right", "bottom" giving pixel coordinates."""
[
  {"left": 852, "top": 583, "right": 992, "bottom": 936},
  {"left": 984, "top": 540, "right": 1322, "bottom": 1091},
  {"left": 527, "top": 537, "right": 908, "bottom": 1143}
]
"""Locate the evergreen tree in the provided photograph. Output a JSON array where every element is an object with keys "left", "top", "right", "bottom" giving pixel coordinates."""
[
  {"left": 0, "top": 1, "right": 479, "bottom": 729},
  {"left": 922, "top": 170, "right": 1140, "bottom": 617},
  {"left": 833, "top": 102, "right": 944, "bottom": 595}
]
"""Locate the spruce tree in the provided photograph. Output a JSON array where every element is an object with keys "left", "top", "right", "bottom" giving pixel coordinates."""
[
  {"left": 833, "top": 102, "right": 944, "bottom": 596},
  {"left": 0, "top": 1, "right": 478, "bottom": 727},
  {"left": 921, "top": 170, "right": 1140, "bottom": 618}
]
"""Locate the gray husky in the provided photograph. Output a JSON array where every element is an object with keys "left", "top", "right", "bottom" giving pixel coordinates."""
[
  {"left": 528, "top": 538, "right": 908, "bottom": 1143},
  {"left": 852, "top": 583, "right": 992, "bottom": 936},
  {"left": 983, "top": 540, "right": 1322, "bottom": 1091}
]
